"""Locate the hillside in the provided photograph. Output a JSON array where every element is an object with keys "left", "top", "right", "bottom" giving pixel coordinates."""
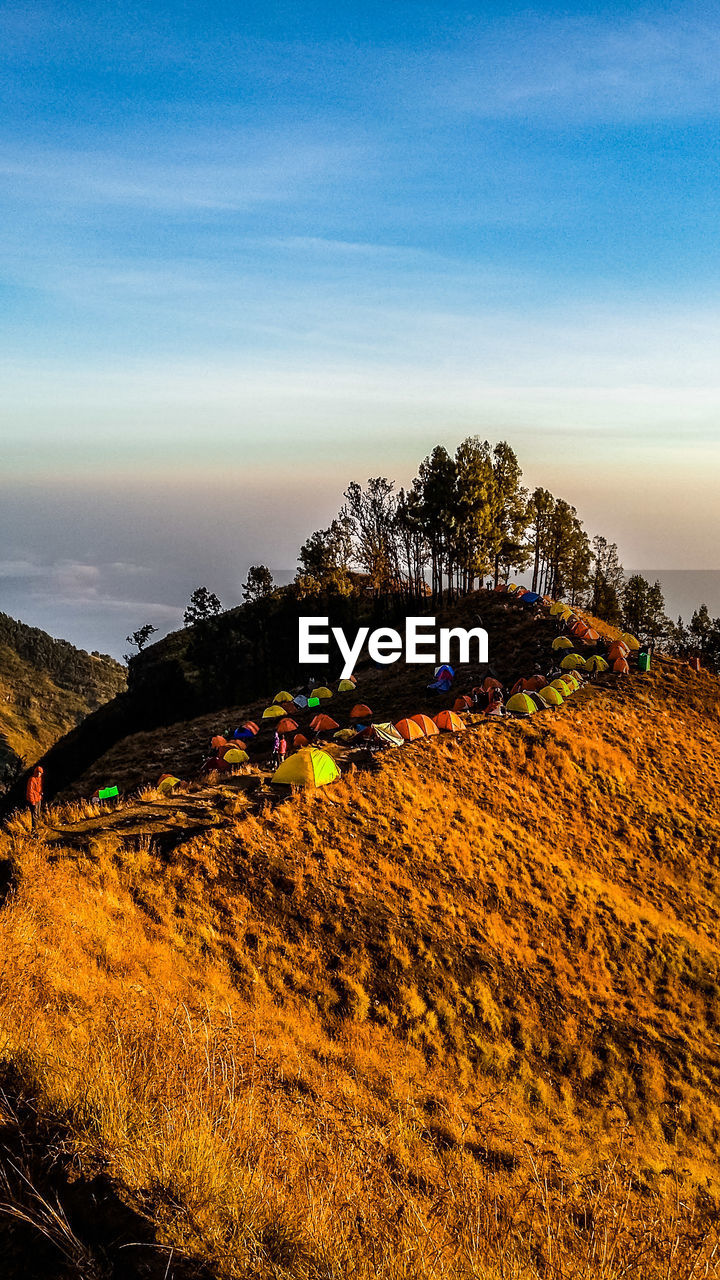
[
  {"left": 0, "top": 597, "right": 719, "bottom": 1276},
  {"left": 0, "top": 613, "right": 126, "bottom": 787}
]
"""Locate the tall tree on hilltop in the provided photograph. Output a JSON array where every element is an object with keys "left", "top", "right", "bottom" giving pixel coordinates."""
[
  {"left": 490, "top": 441, "right": 530, "bottom": 586},
  {"left": 342, "top": 477, "right": 401, "bottom": 596},
  {"left": 622, "top": 575, "right": 670, "bottom": 646},
  {"left": 527, "top": 488, "right": 555, "bottom": 592},
  {"left": 184, "top": 587, "right": 223, "bottom": 625},
  {"left": 589, "top": 536, "right": 624, "bottom": 622},
  {"left": 395, "top": 481, "right": 429, "bottom": 601},
  {"left": 417, "top": 445, "right": 457, "bottom": 602},
  {"left": 295, "top": 518, "right": 354, "bottom": 596},
  {"left": 453, "top": 436, "right": 496, "bottom": 595}
]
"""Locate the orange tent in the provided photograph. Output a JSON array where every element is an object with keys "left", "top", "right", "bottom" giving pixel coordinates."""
[
  {"left": 613, "top": 658, "right": 630, "bottom": 674},
  {"left": 350, "top": 703, "right": 372, "bottom": 719},
  {"left": 293, "top": 733, "right": 309, "bottom": 749},
  {"left": 608, "top": 641, "right": 629, "bottom": 662},
  {"left": 242, "top": 721, "right": 259, "bottom": 735},
  {"left": 453, "top": 695, "right": 473, "bottom": 712},
  {"left": 509, "top": 678, "right": 527, "bottom": 696},
  {"left": 395, "top": 718, "right": 425, "bottom": 741},
  {"left": 310, "top": 714, "right": 339, "bottom": 732},
  {"left": 410, "top": 714, "right": 439, "bottom": 736},
  {"left": 435, "top": 710, "right": 464, "bottom": 732},
  {"left": 581, "top": 628, "right": 600, "bottom": 643},
  {"left": 482, "top": 677, "right": 503, "bottom": 692},
  {"left": 276, "top": 717, "right": 298, "bottom": 734},
  {"left": 211, "top": 735, "right": 226, "bottom": 749},
  {"left": 524, "top": 675, "right": 546, "bottom": 692}
]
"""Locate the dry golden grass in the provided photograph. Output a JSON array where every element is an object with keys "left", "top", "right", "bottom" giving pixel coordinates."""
[{"left": 1, "top": 632, "right": 720, "bottom": 1274}]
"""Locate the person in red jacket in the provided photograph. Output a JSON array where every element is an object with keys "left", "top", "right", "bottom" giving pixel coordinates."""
[{"left": 26, "top": 765, "right": 43, "bottom": 829}]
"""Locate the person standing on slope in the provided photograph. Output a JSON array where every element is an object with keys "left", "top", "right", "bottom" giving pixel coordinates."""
[{"left": 26, "top": 765, "right": 43, "bottom": 830}]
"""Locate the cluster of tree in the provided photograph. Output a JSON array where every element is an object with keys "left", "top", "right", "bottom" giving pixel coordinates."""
[
  {"left": 671, "top": 605, "right": 720, "bottom": 669},
  {"left": 292, "top": 437, "right": 641, "bottom": 622},
  {"left": 130, "top": 437, "right": 720, "bottom": 668}
]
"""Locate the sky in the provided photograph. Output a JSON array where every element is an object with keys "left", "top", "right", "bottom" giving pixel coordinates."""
[{"left": 2, "top": 1, "right": 720, "bottom": 655}]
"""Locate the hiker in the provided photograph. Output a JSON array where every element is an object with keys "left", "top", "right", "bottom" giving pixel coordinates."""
[
  {"left": 26, "top": 765, "right": 43, "bottom": 829},
  {"left": 271, "top": 730, "right": 281, "bottom": 769},
  {"left": 278, "top": 734, "right": 288, "bottom": 764}
]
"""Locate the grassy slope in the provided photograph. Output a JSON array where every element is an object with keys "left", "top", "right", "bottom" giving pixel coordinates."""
[
  {"left": 0, "top": 638, "right": 126, "bottom": 774},
  {"left": 0, "top": 601, "right": 719, "bottom": 1275}
]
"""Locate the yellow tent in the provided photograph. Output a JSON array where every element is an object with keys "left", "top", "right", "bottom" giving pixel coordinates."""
[
  {"left": 540, "top": 686, "right": 564, "bottom": 706},
  {"left": 157, "top": 775, "right": 180, "bottom": 794},
  {"left": 311, "top": 686, "right": 333, "bottom": 699},
  {"left": 333, "top": 728, "right": 356, "bottom": 742},
  {"left": 551, "top": 679, "right": 574, "bottom": 696},
  {"left": 273, "top": 691, "right": 293, "bottom": 704},
  {"left": 224, "top": 748, "right": 248, "bottom": 764},
  {"left": 552, "top": 636, "right": 574, "bottom": 651},
  {"left": 560, "top": 653, "right": 585, "bottom": 670},
  {"left": 338, "top": 679, "right": 356, "bottom": 692},
  {"left": 621, "top": 632, "right": 640, "bottom": 651},
  {"left": 584, "top": 655, "right": 609, "bottom": 674},
  {"left": 262, "top": 704, "right": 286, "bottom": 719},
  {"left": 506, "top": 692, "right": 537, "bottom": 715},
  {"left": 271, "top": 747, "right": 340, "bottom": 788},
  {"left": 550, "top": 601, "right": 568, "bottom": 616}
]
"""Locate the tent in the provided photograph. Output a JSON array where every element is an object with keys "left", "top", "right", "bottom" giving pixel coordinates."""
[
  {"left": 242, "top": 721, "right": 259, "bottom": 735},
  {"left": 395, "top": 718, "right": 426, "bottom": 741},
  {"left": 293, "top": 733, "right": 309, "bottom": 749},
  {"left": 514, "top": 586, "right": 527, "bottom": 597},
  {"left": 494, "top": 582, "right": 507, "bottom": 592},
  {"left": 540, "top": 686, "right": 564, "bottom": 706},
  {"left": 271, "top": 747, "right": 340, "bottom": 788},
  {"left": 262, "top": 705, "right": 285, "bottom": 719},
  {"left": 527, "top": 691, "right": 549, "bottom": 709},
  {"left": 410, "top": 714, "right": 439, "bottom": 735},
  {"left": 550, "top": 601, "right": 568, "bottom": 616},
  {"left": 524, "top": 675, "right": 547, "bottom": 692},
  {"left": 453, "top": 695, "right": 473, "bottom": 712},
  {"left": 551, "top": 679, "right": 574, "bottom": 696},
  {"left": 483, "top": 677, "right": 503, "bottom": 692},
  {"left": 613, "top": 658, "right": 630, "bottom": 674},
  {"left": 355, "top": 722, "right": 404, "bottom": 746},
  {"left": 435, "top": 710, "right": 464, "bottom": 732},
  {"left": 581, "top": 628, "right": 600, "bottom": 643},
  {"left": 333, "top": 728, "right": 356, "bottom": 743},
  {"left": 428, "top": 664, "right": 454, "bottom": 693},
  {"left": 509, "top": 678, "right": 528, "bottom": 696},
  {"left": 310, "top": 713, "right": 339, "bottom": 733},
  {"left": 560, "top": 653, "right": 585, "bottom": 670},
  {"left": 311, "top": 686, "right": 333, "bottom": 699},
  {"left": 552, "top": 636, "right": 574, "bottom": 651},
  {"left": 157, "top": 774, "right": 180, "bottom": 794},
  {"left": 621, "top": 633, "right": 640, "bottom": 651},
  {"left": 520, "top": 590, "right": 541, "bottom": 605},
  {"left": 506, "top": 692, "right": 537, "bottom": 715},
  {"left": 211, "top": 735, "right": 226, "bottom": 749},
  {"left": 584, "top": 655, "right": 609, "bottom": 674},
  {"left": 608, "top": 641, "right": 630, "bottom": 662},
  {"left": 276, "top": 717, "right": 298, "bottom": 733},
  {"left": 563, "top": 672, "right": 582, "bottom": 688},
  {"left": 224, "top": 748, "right": 249, "bottom": 765},
  {"left": 350, "top": 703, "right": 373, "bottom": 720},
  {"left": 338, "top": 679, "right": 356, "bottom": 692},
  {"left": 293, "top": 694, "right": 309, "bottom": 709},
  {"left": 274, "top": 691, "right": 293, "bottom": 704}
]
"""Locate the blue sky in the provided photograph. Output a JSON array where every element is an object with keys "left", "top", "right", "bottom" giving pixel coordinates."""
[{"left": 1, "top": 1, "right": 720, "bottom": 653}]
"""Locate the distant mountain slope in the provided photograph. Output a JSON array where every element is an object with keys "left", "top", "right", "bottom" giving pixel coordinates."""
[{"left": 0, "top": 612, "right": 126, "bottom": 784}]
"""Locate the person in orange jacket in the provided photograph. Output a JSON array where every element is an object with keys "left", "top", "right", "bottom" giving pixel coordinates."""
[{"left": 26, "top": 765, "right": 43, "bottom": 829}]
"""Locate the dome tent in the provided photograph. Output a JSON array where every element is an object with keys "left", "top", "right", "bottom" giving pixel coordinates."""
[{"left": 271, "top": 748, "right": 340, "bottom": 788}]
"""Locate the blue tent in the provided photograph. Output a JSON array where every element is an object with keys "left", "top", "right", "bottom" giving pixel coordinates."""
[
  {"left": 428, "top": 663, "right": 454, "bottom": 693},
  {"left": 520, "top": 591, "right": 541, "bottom": 605}
]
